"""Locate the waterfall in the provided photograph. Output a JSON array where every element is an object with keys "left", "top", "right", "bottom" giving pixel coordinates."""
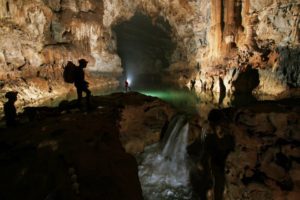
[{"left": 138, "top": 115, "right": 192, "bottom": 200}]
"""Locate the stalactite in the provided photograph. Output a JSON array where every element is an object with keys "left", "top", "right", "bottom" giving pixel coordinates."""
[
  {"left": 6, "top": 1, "right": 9, "bottom": 13},
  {"left": 209, "top": 0, "right": 247, "bottom": 57},
  {"left": 210, "top": 0, "right": 223, "bottom": 57}
]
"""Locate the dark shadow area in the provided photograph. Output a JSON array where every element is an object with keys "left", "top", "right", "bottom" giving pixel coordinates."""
[
  {"left": 232, "top": 65, "right": 259, "bottom": 95},
  {"left": 231, "top": 65, "right": 259, "bottom": 106},
  {"left": 276, "top": 46, "right": 300, "bottom": 88},
  {"left": 3, "top": 91, "right": 18, "bottom": 127},
  {"left": 218, "top": 77, "right": 226, "bottom": 105},
  {"left": 0, "top": 92, "right": 160, "bottom": 200},
  {"left": 188, "top": 109, "right": 235, "bottom": 200},
  {"left": 113, "top": 12, "right": 175, "bottom": 89}
]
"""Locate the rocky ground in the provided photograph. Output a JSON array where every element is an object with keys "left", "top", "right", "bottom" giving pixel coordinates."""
[
  {"left": 0, "top": 92, "right": 175, "bottom": 200},
  {"left": 224, "top": 98, "right": 300, "bottom": 200},
  {"left": 1, "top": 91, "right": 299, "bottom": 200},
  {"left": 188, "top": 97, "right": 300, "bottom": 200}
]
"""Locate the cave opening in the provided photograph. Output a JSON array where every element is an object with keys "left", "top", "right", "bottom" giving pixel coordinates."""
[{"left": 113, "top": 13, "right": 175, "bottom": 89}]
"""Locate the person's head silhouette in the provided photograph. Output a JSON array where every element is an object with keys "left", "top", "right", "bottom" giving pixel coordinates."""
[
  {"left": 4, "top": 91, "right": 18, "bottom": 127},
  {"left": 5, "top": 91, "right": 18, "bottom": 103},
  {"left": 78, "top": 59, "right": 88, "bottom": 68}
]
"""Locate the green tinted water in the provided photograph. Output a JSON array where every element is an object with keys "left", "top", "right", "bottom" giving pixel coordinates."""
[{"left": 138, "top": 88, "right": 200, "bottom": 115}]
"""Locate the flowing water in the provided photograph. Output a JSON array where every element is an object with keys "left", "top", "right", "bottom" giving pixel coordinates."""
[
  {"left": 138, "top": 115, "right": 195, "bottom": 200},
  {"left": 135, "top": 86, "right": 262, "bottom": 199}
]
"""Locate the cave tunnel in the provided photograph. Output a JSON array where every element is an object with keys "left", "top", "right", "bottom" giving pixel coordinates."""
[{"left": 113, "top": 13, "right": 175, "bottom": 89}]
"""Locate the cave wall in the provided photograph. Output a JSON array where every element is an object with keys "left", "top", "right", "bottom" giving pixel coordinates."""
[
  {"left": 0, "top": 0, "right": 299, "bottom": 111},
  {"left": 0, "top": 0, "right": 122, "bottom": 109},
  {"left": 113, "top": 13, "right": 175, "bottom": 80},
  {"left": 0, "top": 0, "right": 210, "bottom": 110},
  {"left": 198, "top": 0, "right": 300, "bottom": 96},
  {"left": 102, "top": 0, "right": 211, "bottom": 86}
]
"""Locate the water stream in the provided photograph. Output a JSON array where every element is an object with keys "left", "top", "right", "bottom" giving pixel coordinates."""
[{"left": 137, "top": 114, "right": 195, "bottom": 200}]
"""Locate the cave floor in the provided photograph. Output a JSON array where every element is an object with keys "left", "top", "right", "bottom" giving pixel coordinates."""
[
  {"left": 1, "top": 90, "right": 300, "bottom": 200},
  {"left": 0, "top": 92, "right": 156, "bottom": 200}
]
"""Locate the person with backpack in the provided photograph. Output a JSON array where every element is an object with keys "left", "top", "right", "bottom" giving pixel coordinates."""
[{"left": 74, "top": 59, "right": 91, "bottom": 109}]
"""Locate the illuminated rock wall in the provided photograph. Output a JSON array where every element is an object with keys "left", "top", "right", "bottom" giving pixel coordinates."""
[
  {"left": 0, "top": 0, "right": 299, "bottom": 110},
  {"left": 0, "top": 0, "right": 210, "bottom": 110},
  {"left": 196, "top": 0, "right": 300, "bottom": 97},
  {"left": 0, "top": 0, "right": 121, "bottom": 109}
]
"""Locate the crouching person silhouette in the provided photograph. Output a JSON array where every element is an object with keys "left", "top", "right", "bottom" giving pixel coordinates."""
[
  {"left": 74, "top": 59, "right": 91, "bottom": 109},
  {"left": 4, "top": 91, "right": 18, "bottom": 127}
]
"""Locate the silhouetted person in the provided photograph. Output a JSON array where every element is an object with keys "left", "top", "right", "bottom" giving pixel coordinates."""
[
  {"left": 190, "top": 79, "right": 196, "bottom": 91},
  {"left": 74, "top": 59, "right": 91, "bottom": 108},
  {"left": 205, "top": 110, "right": 234, "bottom": 199},
  {"left": 4, "top": 91, "right": 18, "bottom": 127},
  {"left": 125, "top": 80, "right": 131, "bottom": 92}
]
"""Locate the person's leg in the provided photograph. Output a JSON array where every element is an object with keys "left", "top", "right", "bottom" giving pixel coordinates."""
[
  {"left": 76, "top": 87, "right": 83, "bottom": 106},
  {"left": 83, "top": 88, "right": 91, "bottom": 108}
]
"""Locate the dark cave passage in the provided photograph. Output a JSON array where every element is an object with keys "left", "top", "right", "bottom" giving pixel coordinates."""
[{"left": 113, "top": 13, "right": 175, "bottom": 89}]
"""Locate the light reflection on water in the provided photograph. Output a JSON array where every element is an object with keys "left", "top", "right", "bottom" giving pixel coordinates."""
[
  {"left": 0, "top": 82, "right": 260, "bottom": 197},
  {"left": 138, "top": 89, "right": 200, "bottom": 113},
  {"left": 134, "top": 87, "right": 231, "bottom": 200},
  {"left": 33, "top": 87, "right": 119, "bottom": 108}
]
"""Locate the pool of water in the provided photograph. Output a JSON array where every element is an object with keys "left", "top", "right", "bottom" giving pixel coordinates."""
[
  {"left": 0, "top": 82, "right": 277, "bottom": 198},
  {"left": 137, "top": 88, "right": 200, "bottom": 114}
]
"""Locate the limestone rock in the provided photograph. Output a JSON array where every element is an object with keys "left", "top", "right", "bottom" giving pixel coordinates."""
[
  {"left": 0, "top": 0, "right": 299, "bottom": 110},
  {"left": 217, "top": 100, "right": 300, "bottom": 199},
  {"left": 120, "top": 98, "right": 174, "bottom": 154},
  {"left": 43, "top": 0, "right": 61, "bottom": 12},
  {"left": 0, "top": 92, "right": 155, "bottom": 199}
]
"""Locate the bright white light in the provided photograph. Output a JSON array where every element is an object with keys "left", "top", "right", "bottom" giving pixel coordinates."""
[{"left": 126, "top": 77, "right": 132, "bottom": 86}]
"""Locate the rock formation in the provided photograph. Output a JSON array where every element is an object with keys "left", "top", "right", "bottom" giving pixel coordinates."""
[
  {"left": 0, "top": 0, "right": 299, "bottom": 112},
  {"left": 0, "top": 0, "right": 122, "bottom": 112},
  {"left": 193, "top": 0, "right": 300, "bottom": 96},
  {"left": 0, "top": 92, "right": 174, "bottom": 199},
  {"left": 188, "top": 98, "right": 300, "bottom": 200},
  {"left": 0, "top": 1, "right": 299, "bottom": 199}
]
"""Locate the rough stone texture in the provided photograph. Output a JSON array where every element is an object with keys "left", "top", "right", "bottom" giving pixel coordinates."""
[
  {"left": 0, "top": 0, "right": 121, "bottom": 112},
  {"left": 119, "top": 93, "right": 175, "bottom": 154},
  {"left": 191, "top": 0, "right": 300, "bottom": 97},
  {"left": 0, "top": 92, "right": 154, "bottom": 200},
  {"left": 188, "top": 98, "right": 300, "bottom": 200},
  {"left": 224, "top": 99, "right": 300, "bottom": 200},
  {"left": 0, "top": 92, "right": 182, "bottom": 199},
  {"left": 0, "top": 0, "right": 299, "bottom": 110},
  {"left": 1, "top": 0, "right": 210, "bottom": 108}
]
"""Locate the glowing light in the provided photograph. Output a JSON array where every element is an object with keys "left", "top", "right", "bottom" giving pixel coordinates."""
[{"left": 126, "top": 76, "right": 132, "bottom": 86}]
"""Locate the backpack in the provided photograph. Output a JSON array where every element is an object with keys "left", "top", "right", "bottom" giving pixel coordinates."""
[{"left": 63, "top": 61, "right": 77, "bottom": 83}]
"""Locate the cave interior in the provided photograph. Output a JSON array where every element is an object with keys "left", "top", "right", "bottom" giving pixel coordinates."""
[
  {"left": 0, "top": 1, "right": 300, "bottom": 200},
  {"left": 113, "top": 13, "right": 175, "bottom": 89}
]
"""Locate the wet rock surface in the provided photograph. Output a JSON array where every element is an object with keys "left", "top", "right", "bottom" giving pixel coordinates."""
[
  {"left": 1, "top": 0, "right": 299, "bottom": 110},
  {"left": 188, "top": 98, "right": 300, "bottom": 200},
  {"left": 0, "top": 92, "right": 174, "bottom": 200},
  {"left": 1, "top": 90, "right": 300, "bottom": 200},
  {"left": 224, "top": 99, "right": 300, "bottom": 200}
]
